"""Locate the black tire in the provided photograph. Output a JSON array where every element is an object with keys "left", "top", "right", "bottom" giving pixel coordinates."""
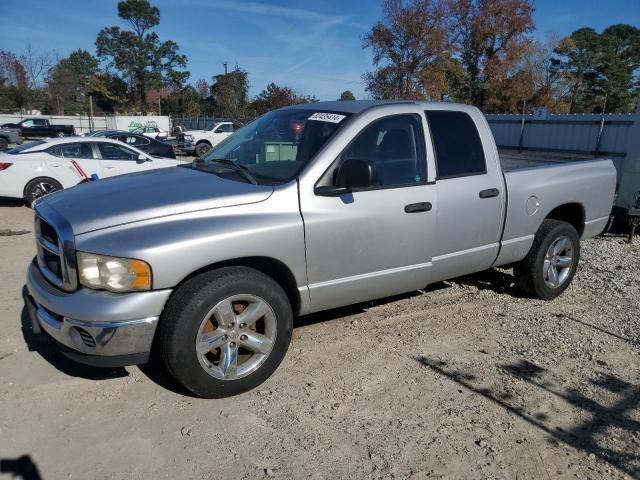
[
  {"left": 55, "top": 131, "right": 65, "bottom": 138},
  {"left": 514, "top": 219, "right": 581, "bottom": 300},
  {"left": 159, "top": 267, "right": 293, "bottom": 398},
  {"left": 0, "top": 137, "right": 8, "bottom": 150},
  {"left": 24, "top": 177, "right": 63, "bottom": 206},
  {"left": 195, "top": 141, "right": 211, "bottom": 157}
]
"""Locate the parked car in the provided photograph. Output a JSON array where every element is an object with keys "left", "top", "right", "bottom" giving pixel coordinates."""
[
  {"left": 131, "top": 126, "right": 168, "bottom": 141},
  {"left": 79, "top": 130, "right": 127, "bottom": 137},
  {"left": 1, "top": 118, "right": 75, "bottom": 138},
  {"left": 106, "top": 132, "right": 176, "bottom": 158},
  {"left": 24, "top": 101, "right": 616, "bottom": 398},
  {"left": 0, "top": 137, "right": 180, "bottom": 205},
  {"left": 176, "top": 121, "right": 235, "bottom": 157},
  {"left": 0, "top": 127, "right": 22, "bottom": 150}
]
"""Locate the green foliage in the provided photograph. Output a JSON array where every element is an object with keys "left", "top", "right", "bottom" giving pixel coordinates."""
[
  {"left": 87, "top": 73, "right": 129, "bottom": 113},
  {"left": 46, "top": 49, "right": 99, "bottom": 114},
  {"left": 338, "top": 90, "right": 356, "bottom": 101},
  {"left": 96, "top": 0, "right": 189, "bottom": 112},
  {"left": 209, "top": 67, "right": 249, "bottom": 118},
  {"left": 552, "top": 24, "right": 640, "bottom": 112}
]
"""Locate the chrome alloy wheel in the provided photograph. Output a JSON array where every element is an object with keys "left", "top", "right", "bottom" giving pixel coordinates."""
[
  {"left": 195, "top": 294, "right": 277, "bottom": 380},
  {"left": 543, "top": 236, "right": 574, "bottom": 288},
  {"left": 32, "top": 181, "right": 59, "bottom": 199}
]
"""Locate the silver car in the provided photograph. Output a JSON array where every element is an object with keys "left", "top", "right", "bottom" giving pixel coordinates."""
[{"left": 25, "top": 101, "right": 616, "bottom": 397}]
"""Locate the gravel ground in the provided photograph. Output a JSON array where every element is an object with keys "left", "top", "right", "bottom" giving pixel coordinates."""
[{"left": 0, "top": 203, "right": 638, "bottom": 480}]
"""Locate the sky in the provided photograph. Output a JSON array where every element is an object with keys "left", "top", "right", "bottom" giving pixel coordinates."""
[{"left": 0, "top": 0, "right": 638, "bottom": 101}]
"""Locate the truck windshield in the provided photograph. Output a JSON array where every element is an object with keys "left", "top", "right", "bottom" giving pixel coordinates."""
[{"left": 194, "top": 109, "right": 350, "bottom": 184}]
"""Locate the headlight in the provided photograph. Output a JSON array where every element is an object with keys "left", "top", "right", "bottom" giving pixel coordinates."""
[
  {"left": 77, "top": 252, "right": 152, "bottom": 292},
  {"left": 184, "top": 135, "right": 194, "bottom": 141}
]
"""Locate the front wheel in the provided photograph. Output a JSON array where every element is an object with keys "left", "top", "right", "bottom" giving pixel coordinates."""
[
  {"left": 514, "top": 219, "right": 581, "bottom": 300},
  {"left": 159, "top": 267, "right": 293, "bottom": 398},
  {"left": 55, "top": 131, "right": 66, "bottom": 138},
  {"left": 195, "top": 142, "right": 211, "bottom": 157}
]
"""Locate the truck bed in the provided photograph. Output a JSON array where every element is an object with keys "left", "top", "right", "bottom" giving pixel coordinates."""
[{"left": 499, "top": 149, "right": 597, "bottom": 172}]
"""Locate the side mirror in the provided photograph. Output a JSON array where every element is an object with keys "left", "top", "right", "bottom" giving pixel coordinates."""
[
  {"left": 315, "top": 158, "right": 374, "bottom": 196},
  {"left": 137, "top": 154, "right": 148, "bottom": 163}
]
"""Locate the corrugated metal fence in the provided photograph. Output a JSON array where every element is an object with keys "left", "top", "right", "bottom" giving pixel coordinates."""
[{"left": 485, "top": 112, "right": 640, "bottom": 210}]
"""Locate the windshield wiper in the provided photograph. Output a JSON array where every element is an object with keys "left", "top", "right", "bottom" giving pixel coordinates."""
[{"left": 199, "top": 158, "right": 258, "bottom": 185}]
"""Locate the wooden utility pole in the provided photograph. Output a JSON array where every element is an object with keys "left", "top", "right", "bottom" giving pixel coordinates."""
[{"left": 89, "top": 94, "right": 95, "bottom": 132}]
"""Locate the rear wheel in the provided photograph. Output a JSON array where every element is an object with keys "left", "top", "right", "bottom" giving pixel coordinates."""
[
  {"left": 55, "top": 131, "right": 65, "bottom": 138},
  {"left": 159, "top": 267, "right": 293, "bottom": 398},
  {"left": 195, "top": 141, "right": 211, "bottom": 157},
  {"left": 514, "top": 219, "right": 580, "bottom": 300},
  {"left": 24, "top": 177, "right": 63, "bottom": 206},
  {"left": 0, "top": 137, "right": 8, "bottom": 150}
]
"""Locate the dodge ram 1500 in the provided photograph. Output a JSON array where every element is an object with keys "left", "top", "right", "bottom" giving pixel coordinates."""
[{"left": 24, "top": 101, "right": 616, "bottom": 398}]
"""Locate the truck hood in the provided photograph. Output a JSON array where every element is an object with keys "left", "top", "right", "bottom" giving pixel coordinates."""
[{"left": 40, "top": 166, "right": 274, "bottom": 234}]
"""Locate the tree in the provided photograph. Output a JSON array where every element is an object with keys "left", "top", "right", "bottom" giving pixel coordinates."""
[
  {"left": 209, "top": 67, "right": 249, "bottom": 118},
  {"left": 250, "top": 83, "right": 316, "bottom": 116},
  {"left": 362, "top": 0, "right": 450, "bottom": 100},
  {"left": 551, "top": 25, "right": 640, "bottom": 113},
  {"left": 20, "top": 44, "right": 54, "bottom": 112},
  {"left": 449, "top": 0, "right": 535, "bottom": 111},
  {"left": 47, "top": 49, "right": 99, "bottom": 114},
  {"left": 0, "top": 50, "right": 28, "bottom": 112},
  {"left": 338, "top": 90, "right": 356, "bottom": 101},
  {"left": 96, "top": 0, "right": 189, "bottom": 113},
  {"left": 87, "top": 73, "right": 128, "bottom": 113}
]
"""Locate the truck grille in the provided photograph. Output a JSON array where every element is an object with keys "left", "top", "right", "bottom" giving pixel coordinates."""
[
  {"left": 34, "top": 204, "right": 78, "bottom": 292},
  {"left": 176, "top": 133, "right": 186, "bottom": 148}
]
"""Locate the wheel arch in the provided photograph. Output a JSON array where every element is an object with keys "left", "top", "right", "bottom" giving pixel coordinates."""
[
  {"left": 195, "top": 139, "right": 212, "bottom": 146},
  {"left": 172, "top": 256, "right": 301, "bottom": 316},
  {"left": 544, "top": 203, "right": 585, "bottom": 237}
]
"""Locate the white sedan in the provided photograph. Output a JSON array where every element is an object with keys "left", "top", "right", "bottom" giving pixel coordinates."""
[
  {"left": 0, "top": 137, "right": 181, "bottom": 205},
  {"left": 131, "top": 126, "right": 169, "bottom": 141}
]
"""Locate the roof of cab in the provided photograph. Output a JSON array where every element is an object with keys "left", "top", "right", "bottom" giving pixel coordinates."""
[{"left": 280, "top": 99, "right": 475, "bottom": 115}]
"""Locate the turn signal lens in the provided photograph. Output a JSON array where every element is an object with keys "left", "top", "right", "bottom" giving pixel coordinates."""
[{"left": 0, "top": 163, "right": 12, "bottom": 171}]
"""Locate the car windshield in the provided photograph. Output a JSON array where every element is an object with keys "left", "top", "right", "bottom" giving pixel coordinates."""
[
  {"left": 194, "top": 109, "right": 350, "bottom": 184},
  {"left": 5, "top": 141, "right": 46, "bottom": 154}
]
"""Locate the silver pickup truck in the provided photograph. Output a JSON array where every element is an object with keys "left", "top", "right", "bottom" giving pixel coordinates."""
[{"left": 25, "top": 101, "right": 616, "bottom": 398}]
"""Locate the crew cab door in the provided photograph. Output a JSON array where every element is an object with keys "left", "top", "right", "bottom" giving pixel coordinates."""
[
  {"left": 425, "top": 109, "right": 506, "bottom": 281},
  {"left": 96, "top": 142, "right": 153, "bottom": 176},
  {"left": 299, "top": 111, "right": 437, "bottom": 312}
]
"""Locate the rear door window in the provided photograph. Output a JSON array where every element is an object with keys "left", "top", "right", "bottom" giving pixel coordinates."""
[
  {"left": 60, "top": 142, "right": 94, "bottom": 159},
  {"left": 425, "top": 111, "right": 486, "bottom": 179}
]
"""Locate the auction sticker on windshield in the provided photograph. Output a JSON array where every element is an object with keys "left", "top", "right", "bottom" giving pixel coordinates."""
[{"left": 308, "top": 112, "right": 346, "bottom": 123}]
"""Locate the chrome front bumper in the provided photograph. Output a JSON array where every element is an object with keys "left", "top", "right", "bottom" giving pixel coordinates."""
[{"left": 26, "top": 260, "right": 173, "bottom": 367}]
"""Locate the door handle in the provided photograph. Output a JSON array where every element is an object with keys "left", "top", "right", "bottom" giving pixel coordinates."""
[
  {"left": 479, "top": 188, "right": 500, "bottom": 199},
  {"left": 104, "top": 165, "right": 115, "bottom": 169},
  {"left": 404, "top": 202, "right": 432, "bottom": 213},
  {"left": 50, "top": 163, "right": 60, "bottom": 167}
]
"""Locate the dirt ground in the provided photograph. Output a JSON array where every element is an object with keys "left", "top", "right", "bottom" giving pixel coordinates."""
[{"left": 0, "top": 201, "right": 638, "bottom": 480}]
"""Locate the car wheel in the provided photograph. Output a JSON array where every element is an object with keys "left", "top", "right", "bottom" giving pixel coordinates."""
[
  {"left": 0, "top": 137, "right": 8, "bottom": 150},
  {"left": 159, "top": 267, "right": 293, "bottom": 398},
  {"left": 195, "top": 142, "right": 211, "bottom": 157},
  {"left": 55, "top": 131, "right": 65, "bottom": 138},
  {"left": 514, "top": 219, "right": 580, "bottom": 300},
  {"left": 25, "top": 177, "right": 63, "bottom": 206}
]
